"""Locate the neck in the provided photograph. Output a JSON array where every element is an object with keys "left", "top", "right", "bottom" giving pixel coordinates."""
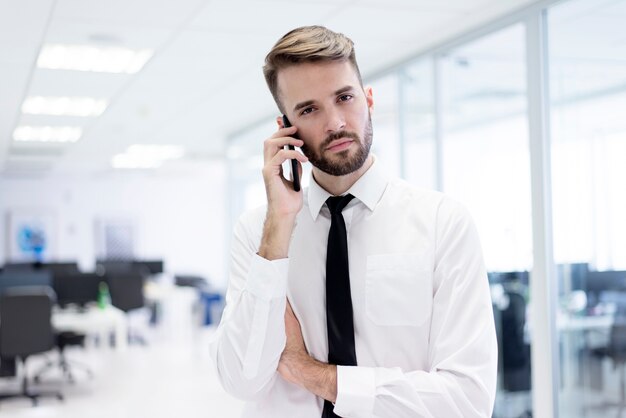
[{"left": 312, "top": 155, "right": 374, "bottom": 196}]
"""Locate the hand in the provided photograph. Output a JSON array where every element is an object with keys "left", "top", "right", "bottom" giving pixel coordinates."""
[
  {"left": 277, "top": 301, "right": 338, "bottom": 403},
  {"left": 262, "top": 125, "right": 308, "bottom": 218},
  {"left": 258, "top": 124, "right": 309, "bottom": 260},
  {"left": 278, "top": 300, "right": 308, "bottom": 386}
]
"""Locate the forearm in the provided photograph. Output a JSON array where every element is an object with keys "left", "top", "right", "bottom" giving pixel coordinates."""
[
  {"left": 258, "top": 211, "right": 296, "bottom": 260},
  {"left": 296, "top": 357, "right": 338, "bottom": 403}
]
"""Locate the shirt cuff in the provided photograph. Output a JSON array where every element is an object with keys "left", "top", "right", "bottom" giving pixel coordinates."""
[
  {"left": 244, "top": 253, "right": 289, "bottom": 301},
  {"left": 333, "top": 366, "right": 376, "bottom": 418}
]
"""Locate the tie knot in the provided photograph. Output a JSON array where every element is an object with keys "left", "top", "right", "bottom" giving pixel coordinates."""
[{"left": 326, "top": 194, "right": 354, "bottom": 215}]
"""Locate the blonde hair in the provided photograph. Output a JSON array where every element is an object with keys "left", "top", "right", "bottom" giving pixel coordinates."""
[{"left": 263, "top": 25, "right": 362, "bottom": 113}]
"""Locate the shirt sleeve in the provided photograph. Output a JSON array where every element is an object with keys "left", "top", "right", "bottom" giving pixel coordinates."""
[
  {"left": 209, "top": 211, "right": 290, "bottom": 400},
  {"left": 333, "top": 197, "right": 498, "bottom": 418}
]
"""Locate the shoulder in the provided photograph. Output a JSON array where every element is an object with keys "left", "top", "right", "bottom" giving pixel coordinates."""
[
  {"left": 236, "top": 204, "right": 267, "bottom": 227},
  {"left": 384, "top": 178, "right": 473, "bottom": 224},
  {"left": 383, "top": 178, "right": 446, "bottom": 211},
  {"left": 233, "top": 204, "right": 267, "bottom": 248}
]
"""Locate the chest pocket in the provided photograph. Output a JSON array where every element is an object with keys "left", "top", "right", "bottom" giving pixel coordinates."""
[{"left": 365, "top": 253, "right": 432, "bottom": 327}]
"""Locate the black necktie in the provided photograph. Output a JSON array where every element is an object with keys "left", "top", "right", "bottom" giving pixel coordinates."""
[{"left": 323, "top": 194, "right": 356, "bottom": 418}]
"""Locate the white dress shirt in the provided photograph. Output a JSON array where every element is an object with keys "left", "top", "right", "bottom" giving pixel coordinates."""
[{"left": 210, "top": 157, "right": 497, "bottom": 417}]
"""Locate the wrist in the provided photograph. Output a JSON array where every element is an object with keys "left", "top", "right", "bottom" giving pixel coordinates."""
[
  {"left": 258, "top": 212, "right": 297, "bottom": 260},
  {"left": 299, "top": 357, "right": 337, "bottom": 403},
  {"left": 266, "top": 207, "right": 298, "bottom": 222}
]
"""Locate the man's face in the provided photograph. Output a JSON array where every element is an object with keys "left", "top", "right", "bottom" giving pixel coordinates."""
[{"left": 277, "top": 61, "right": 374, "bottom": 176}]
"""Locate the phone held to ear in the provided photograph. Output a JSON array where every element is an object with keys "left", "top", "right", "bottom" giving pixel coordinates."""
[{"left": 282, "top": 115, "right": 301, "bottom": 192}]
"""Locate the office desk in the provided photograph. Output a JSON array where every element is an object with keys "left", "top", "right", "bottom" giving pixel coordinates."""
[
  {"left": 52, "top": 305, "right": 128, "bottom": 352},
  {"left": 557, "top": 313, "right": 614, "bottom": 391},
  {"left": 558, "top": 314, "right": 614, "bottom": 332}
]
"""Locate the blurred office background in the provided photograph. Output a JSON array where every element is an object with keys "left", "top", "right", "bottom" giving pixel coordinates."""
[{"left": 1, "top": 0, "right": 625, "bottom": 417}]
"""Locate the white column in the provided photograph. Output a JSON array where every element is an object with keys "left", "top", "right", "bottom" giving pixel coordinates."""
[
  {"left": 526, "top": 10, "right": 560, "bottom": 418},
  {"left": 433, "top": 56, "right": 444, "bottom": 192}
]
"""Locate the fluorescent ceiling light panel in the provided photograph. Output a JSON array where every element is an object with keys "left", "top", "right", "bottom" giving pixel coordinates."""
[
  {"left": 22, "top": 96, "right": 108, "bottom": 117},
  {"left": 111, "top": 154, "right": 163, "bottom": 169},
  {"left": 111, "top": 144, "right": 185, "bottom": 169},
  {"left": 37, "top": 44, "right": 154, "bottom": 74},
  {"left": 126, "top": 144, "right": 185, "bottom": 160},
  {"left": 13, "top": 126, "right": 82, "bottom": 143}
]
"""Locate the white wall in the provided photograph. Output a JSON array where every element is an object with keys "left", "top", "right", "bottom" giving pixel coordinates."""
[{"left": 0, "top": 163, "right": 229, "bottom": 289}]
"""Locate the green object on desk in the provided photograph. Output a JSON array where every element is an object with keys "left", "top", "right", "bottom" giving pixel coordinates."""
[{"left": 98, "top": 281, "right": 111, "bottom": 309}]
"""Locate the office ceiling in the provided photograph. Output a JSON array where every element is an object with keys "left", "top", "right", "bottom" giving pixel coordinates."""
[{"left": 0, "top": 0, "right": 539, "bottom": 177}]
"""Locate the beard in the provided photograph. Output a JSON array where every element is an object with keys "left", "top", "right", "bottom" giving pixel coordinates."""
[{"left": 301, "top": 114, "right": 373, "bottom": 176}]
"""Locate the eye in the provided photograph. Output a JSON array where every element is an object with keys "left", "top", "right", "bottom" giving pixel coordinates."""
[
  {"left": 338, "top": 94, "right": 353, "bottom": 102},
  {"left": 300, "top": 107, "right": 314, "bottom": 116}
]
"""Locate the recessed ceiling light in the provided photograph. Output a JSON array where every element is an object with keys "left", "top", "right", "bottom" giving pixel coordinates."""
[
  {"left": 13, "top": 126, "right": 82, "bottom": 143},
  {"left": 37, "top": 44, "right": 154, "bottom": 74},
  {"left": 111, "top": 154, "right": 163, "bottom": 169},
  {"left": 22, "top": 96, "right": 108, "bottom": 117},
  {"left": 88, "top": 33, "right": 122, "bottom": 44},
  {"left": 126, "top": 144, "right": 185, "bottom": 160},
  {"left": 111, "top": 144, "right": 185, "bottom": 169}
]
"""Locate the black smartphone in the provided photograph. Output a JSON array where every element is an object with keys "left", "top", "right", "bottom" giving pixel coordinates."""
[{"left": 282, "top": 115, "right": 301, "bottom": 192}]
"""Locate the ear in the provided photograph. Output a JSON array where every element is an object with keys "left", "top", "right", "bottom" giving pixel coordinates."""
[
  {"left": 276, "top": 116, "right": 284, "bottom": 128},
  {"left": 364, "top": 85, "right": 374, "bottom": 113}
]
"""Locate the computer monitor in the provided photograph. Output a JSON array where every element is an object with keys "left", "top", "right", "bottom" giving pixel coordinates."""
[
  {"left": 2, "top": 262, "right": 39, "bottom": 272},
  {"left": 42, "top": 261, "right": 80, "bottom": 277},
  {"left": 556, "top": 263, "right": 590, "bottom": 296},
  {"left": 0, "top": 270, "right": 52, "bottom": 296},
  {"left": 53, "top": 273, "right": 102, "bottom": 308},
  {"left": 133, "top": 260, "right": 163, "bottom": 275},
  {"left": 488, "top": 271, "right": 529, "bottom": 286},
  {"left": 586, "top": 270, "right": 626, "bottom": 307},
  {"left": 96, "top": 259, "right": 135, "bottom": 275}
]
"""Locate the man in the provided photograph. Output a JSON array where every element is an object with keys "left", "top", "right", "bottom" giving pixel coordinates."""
[{"left": 210, "top": 26, "right": 497, "bottom": 417}]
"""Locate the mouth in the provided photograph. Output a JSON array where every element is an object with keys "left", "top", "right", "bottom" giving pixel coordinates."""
[{"left": 325, "top": 138, "right": 354, "bottom": 153}]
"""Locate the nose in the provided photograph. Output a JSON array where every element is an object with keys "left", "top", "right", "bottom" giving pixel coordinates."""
[{"left": 324, "top": 107, "right": 346, "bottom": 133}]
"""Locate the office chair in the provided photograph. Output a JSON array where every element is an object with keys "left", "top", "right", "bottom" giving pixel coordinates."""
[
  {"left": 588, "top": 317, "right": 626, "bottom": 416},
  {"left": 0, "top": 287, "right": 64, "bottom": 405},
  {"left": 493, "top": 288, "right": 532, "bottom": 418},
  {"left": 31, "top": 273, "right": 99, "bottom": 382},
  {"left": 33, "top": 331, "right": 94, "bottom": 384},
  {"left": 106, "top": 272, "right": 148, "bottom": 345}
]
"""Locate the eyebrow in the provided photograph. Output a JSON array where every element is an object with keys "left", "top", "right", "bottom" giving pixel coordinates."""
[
  {"left": 334, "top": 85, "right": 355, "bottom": 96},
  {"left": 292, "top": 85, "right": 356, "bottom": 113},
  {"left": 293, "top": 100, "right": 314, "bottom": 113}
]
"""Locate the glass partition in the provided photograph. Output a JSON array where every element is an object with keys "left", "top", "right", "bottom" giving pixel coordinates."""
[
  {"left": 549, "top": 0, "right": 626, "bottom": 415},
  {"left": 369, "top": 73, "right": 401, "bottom": 178},
  {"left": 440, "top": 24, "right": 534, "bottom": 418},
  {"left": 400, "top": 59, "right": 436, "bottom": 189}
]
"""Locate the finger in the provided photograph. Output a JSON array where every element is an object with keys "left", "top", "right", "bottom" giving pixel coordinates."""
[
  {"left": 269, "top": 149, "right": 308, "bottom": 169},
  {"left": 264, "top": 136, "right": 303, "bottom": 162},
  {"left": 269, "top": 126, "right": 297, "bottom": 140}
]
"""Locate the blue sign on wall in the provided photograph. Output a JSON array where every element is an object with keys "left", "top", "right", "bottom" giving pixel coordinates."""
[{"left": 16, "top": 223, "right": 47, "bottom": 261}]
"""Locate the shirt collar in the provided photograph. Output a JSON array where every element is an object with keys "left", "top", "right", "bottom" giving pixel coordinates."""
[{"left": 306, "top": 155, "right": 388, "bottom": 221}]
